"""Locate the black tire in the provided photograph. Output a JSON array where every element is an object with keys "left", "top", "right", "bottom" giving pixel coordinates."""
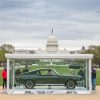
[
  {"left": 25, "top": 80, "right": 35, "bottom": 89},
  {"left": 65, "top": 80, "right": 76, "bottom": 89}
]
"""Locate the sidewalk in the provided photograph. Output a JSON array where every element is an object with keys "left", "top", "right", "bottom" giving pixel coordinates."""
[{"left": 0, "top": 86, "right": 100, "bottom": 100}]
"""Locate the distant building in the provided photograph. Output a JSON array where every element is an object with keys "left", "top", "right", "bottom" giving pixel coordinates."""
[
  {"left": 15, "top": 49, "right": 30, "bottom": 54},
  {"left": 46, "top": 29, "right": 59, "bottom": 53},
  {"left": 15, "top": 49, "right": 35, "bottom": 54},
  {"left": 35, "top": 29, "right": 70, "bottom": 54},
  {"left": 15, "top": 29, "right": 83, "bottom": 54},
  {"left": 70, "top": 50, "right": 80, "bottom": 54}
]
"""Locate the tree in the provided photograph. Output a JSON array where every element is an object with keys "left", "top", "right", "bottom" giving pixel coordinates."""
[
  {"left": 0, "top": 50, "right": 7, "bottom": 66},
  {"left": 81, "top": 45, "right": 100, "bottom": 68},
  {"left": 0, "top": 44, "right": 15, "bottom": 67},
  {"left": 0, "top": 44, "right": 15, "bottom": 53}
]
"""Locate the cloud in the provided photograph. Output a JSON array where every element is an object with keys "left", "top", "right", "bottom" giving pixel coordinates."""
[{"left": 0, "top": 0, "right": 100, "bottom": 49}]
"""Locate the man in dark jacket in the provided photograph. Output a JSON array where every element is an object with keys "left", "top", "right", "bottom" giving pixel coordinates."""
[
  {"left": 23, "top": 65, "right": 29, "bottom": 73},
  {"left": 78, "top": 68, "right": 84, "bottom": 79},
  {"left": 92, "top": 67, "right": 96, "bottom": 90}
]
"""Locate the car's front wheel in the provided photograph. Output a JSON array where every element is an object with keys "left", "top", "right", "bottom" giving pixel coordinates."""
[
  {"left": 65, "top": 80, "right": 76, "bottom": 89},
  {"left": 25, "top": 80, "right": 35, "bottom": 89}
]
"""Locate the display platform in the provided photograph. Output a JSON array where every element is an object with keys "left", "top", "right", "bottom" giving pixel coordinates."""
[
  {"left": 7, "top": 86, "right": 90, "bottom": 94},
  {"left": 5, "top": 54, "right": 93, "bottom": 94}
]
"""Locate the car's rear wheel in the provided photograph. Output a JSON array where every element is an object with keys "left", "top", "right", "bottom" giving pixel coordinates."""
[
  {"left": 65, "top": 80, "right": 76, "bottom": 89},
  {"left": 25, "top": 80, "right": 35, "bottom": 89}
]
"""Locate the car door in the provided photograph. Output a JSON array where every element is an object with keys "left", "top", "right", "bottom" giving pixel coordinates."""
[
  {"left": 47, "top": 71, "right": 62, "bottom": 84},
  {"left": 35, "top": 70, "right": 50, "bottom": 84}
]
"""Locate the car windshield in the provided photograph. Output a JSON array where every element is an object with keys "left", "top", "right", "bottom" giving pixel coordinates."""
[{"left": 52, "top": 69, "right": 60, "bottom": 75}]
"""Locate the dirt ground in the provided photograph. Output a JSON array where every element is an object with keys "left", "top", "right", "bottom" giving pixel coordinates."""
[{"left": 0, "top": 86, "right": 100, "bottom": 100}]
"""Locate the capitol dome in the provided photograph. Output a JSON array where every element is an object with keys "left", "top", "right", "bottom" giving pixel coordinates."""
[
  {"left": 35, "top": 29, "right": 70, "bottom": 54},
  {"left": 47, "top": 32, "right": 58, "bottom": 44},
  {"left": 46, "top": 29, "right": 59, "bottom": 52}
]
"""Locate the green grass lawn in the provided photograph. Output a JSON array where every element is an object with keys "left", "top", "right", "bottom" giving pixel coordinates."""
[
  {"left": 0, "top": 69, "right": 3, "bottom": 86},
  {"left": 0, "top": 66, "right": 100, "bottom": 86},
  {"left": 96, "top": 70, "right": 100, "bottom": 85}
]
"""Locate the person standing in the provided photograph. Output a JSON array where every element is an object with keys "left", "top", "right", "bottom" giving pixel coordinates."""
[
  {"left": 2, "top": 67, "right": 7, "bottom": 89},
  {"left": 23, "top": 65, "right": 29, "bottom": 73},
  {"left": 77, "top": 68, "right": 84, "bottom": 87},
  {"left": 15, "top": 68, "right": 21, "bottom": 75},
  {"left": 78, "top": 68, "right": 84, "bottom": 79},
  {"left": 92, "top": 67, "right": 96, "bottom": 90},
  {"left": 15, "top": 68, "right": 21, "bottom": 86}
]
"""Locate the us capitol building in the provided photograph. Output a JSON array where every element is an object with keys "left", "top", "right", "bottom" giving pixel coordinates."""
[
  {"left": 15, "top": 30, "right": 80, "bottom": 54},
  {"left": 35, "top": 29, "right": 70, "bottom": 54}
]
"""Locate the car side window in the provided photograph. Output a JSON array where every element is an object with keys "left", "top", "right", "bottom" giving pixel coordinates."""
[
  {"left": 47, "top": 70, "right": 56, "bottom": 75},
  {"left": 40, "top": 70, "right": 48, "bottom": 76},
  {"left": 37, "top": 71, "right": 41, "bottom": 76}
]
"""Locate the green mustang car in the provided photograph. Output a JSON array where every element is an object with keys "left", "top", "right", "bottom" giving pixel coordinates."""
[{"left": 15, "top": 68, "right": 82, "bottom": 89}]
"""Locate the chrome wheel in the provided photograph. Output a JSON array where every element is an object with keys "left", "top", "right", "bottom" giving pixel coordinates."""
[
  {"left": 25, "top": 80, "right": 34, "bottom": 89},
  {"left": 66, "top": 80, "right": 76, "bottom": 89}
]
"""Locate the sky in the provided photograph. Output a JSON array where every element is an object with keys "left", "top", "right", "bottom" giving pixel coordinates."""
[{"left": 0, "top": 0, "right": 100, "bottom": 50}]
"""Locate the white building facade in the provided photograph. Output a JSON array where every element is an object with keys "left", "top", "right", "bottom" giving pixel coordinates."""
[
  {"left": 35, "top": 29, "right": 70, "bottom": 54},
  {"left": 15, "top": 29, "right": 81, "bottom": 54}
]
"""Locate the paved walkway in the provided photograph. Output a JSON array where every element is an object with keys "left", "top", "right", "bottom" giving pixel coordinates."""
[{"left": 0, "top": 86, "right": 100, "bottom": 100}]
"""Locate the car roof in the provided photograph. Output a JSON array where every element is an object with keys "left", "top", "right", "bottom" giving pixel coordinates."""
[
  {"left": 35, "top": 68, "right": 55, "bottom": 71},
  {"left": 24, "top": 68, "right": 55, "bottom": 73}
]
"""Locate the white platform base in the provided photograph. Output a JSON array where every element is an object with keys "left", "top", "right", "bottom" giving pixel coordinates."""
[
  {"left": 6, "top": 86, "right": 92, "bottom": 94},
  {"left": 7, "top": 89, "right": 92, "bottom": 94}
]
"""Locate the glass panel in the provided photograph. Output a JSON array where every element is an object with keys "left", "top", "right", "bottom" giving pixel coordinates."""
[{"left": 8, "top": 58, "right": 90, "bottom": 91}]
